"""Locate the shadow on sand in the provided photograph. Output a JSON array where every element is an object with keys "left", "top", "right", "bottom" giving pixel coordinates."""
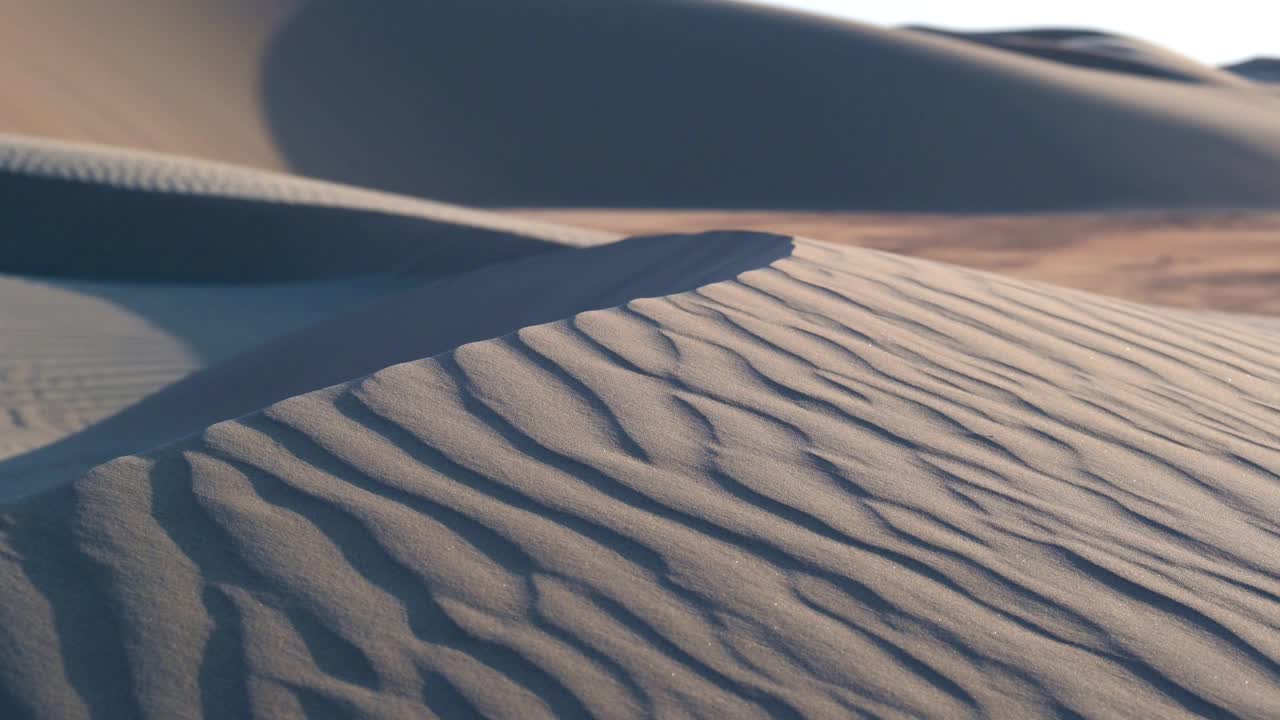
[{"left": 261, "top": 0, "right": 1280, "bottom": 211}]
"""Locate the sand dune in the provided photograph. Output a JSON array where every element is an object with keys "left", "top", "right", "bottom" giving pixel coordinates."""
[
  {"left": 0, "top": 135, "right": 603, "bottom": 281},
  {"left": 907, "top": 27, "right": 1253, "bottom": 86},
  {"left": 7, "top": 2, "right": 1280, "bottom": 211},
  {"left": 260, "top": 0, "right": 1280, "bottom": 210},
  {"left": 1227, "top": 58, "right": 1280, "bottom": 83},
  {"left": 3, "top": 233, "right": 1278, "bottom": 718},
  {"left": 0, "top": 233, "right": 788, "bottom": 501},
  {"left": 3, "top": 3, "right": 1280, "bottom": 718},
  {"left": 0, "top": 0, "right": 296, "bottom": 168},
  {"left": 522, "top": 209, "right": 1280, "bottom": 315},
  {"left": 0, "top": 135, "right": 608, "bottom": 491}
]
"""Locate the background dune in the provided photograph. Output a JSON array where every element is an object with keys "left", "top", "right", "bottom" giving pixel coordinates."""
[
  {"left": 0, "top": 135, "right": 604, "bottom": 281},
  {"left": 4, "top": 1, "right": 1280, "bottom": 211},
  {"left": 1, "top": 2, "right": 1278, "bottom": 718},
  {"left": 0, "top": 233, "right": 788, "bottom": 500},
  {"left": 260, "top": 0, "right": 1280, "bottom": 210},
  {"left": 0, "top": 0, "right": 296, "bottom": 168},
  {"left": 523, "top": 209, "right": 1280, "bottom": 315},
  {"left": 904, "top": 26, "right": 1255, "bottom": 86},
  {"left": 3, "top": 234, "right": 1278, "bottom": 718}
]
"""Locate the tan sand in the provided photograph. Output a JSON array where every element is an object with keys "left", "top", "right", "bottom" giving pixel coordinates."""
[
  {"left": 522, "top": 209, "right": 1280, "bottom": 315},
  {"left": 0, "top": 3, "right": 1278, "bottom": 718},
  {"left": 0, "top": 0, "right": 298, "bottom": 168},
  {"left": 3, "top": 233, "right": 1278, "bottom": 718},
  {"left": 5, "top": 2, "right": 1280, "bottom": 210},
  {"left": 1227, "top": 58, "right": 1280, "bottom": 83}
]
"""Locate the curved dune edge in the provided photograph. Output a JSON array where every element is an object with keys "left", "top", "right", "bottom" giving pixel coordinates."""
[
  {"left": 0, "top": 273, "right": 428, "bottom": 467},
  {"left": 0, "top": 233, "right": 791, "bottom": 501},
  {"left": 0, "top": 134, "right": 615, "bottom": 478},
  {"left": 2, "top": 235, "right": 1278, "bottom": 718},
  {"left": 904, "top": 26, "right": 1253, "bottom": 86},
  {"left": 0, "top": 134, "right": 608, "bottom": 281},
  {"left": 262, "top": 0, "right": 1280, "bottom": 210}
]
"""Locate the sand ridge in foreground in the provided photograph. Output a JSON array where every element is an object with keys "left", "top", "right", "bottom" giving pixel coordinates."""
[
  {"left": 0, "top": 233, "right": 789, "bottom": 501},
  {"left": 2, "top": 234, "right": 1277, "bottom": 718}
]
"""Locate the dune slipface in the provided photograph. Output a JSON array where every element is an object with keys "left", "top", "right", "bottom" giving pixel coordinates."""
[{"left": 2, "top": 234, "right": 1277, "bottom": 719}]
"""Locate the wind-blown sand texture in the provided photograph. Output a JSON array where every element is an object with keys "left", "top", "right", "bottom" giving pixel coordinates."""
[
  {"left": 5, "top": 1, "right": 1280, "bottom": 210},
  {"left": 3, "top": 233, "right": 1280, "bottom": 718},
  {"left": 3, "top": 2, "right": 1280, "bottom": 718}
]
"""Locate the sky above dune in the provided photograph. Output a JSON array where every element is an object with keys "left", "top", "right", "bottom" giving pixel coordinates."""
[{"left": 755, "top": 0, "right": 1277, "bottom": 64}]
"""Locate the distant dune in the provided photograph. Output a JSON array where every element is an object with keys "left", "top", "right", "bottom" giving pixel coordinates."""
[
  {"left": 1226, "top": 58, "right": 1280, "bottom": 83},
  {"left": 6, "top": 1, "right": 1280, "bottom": 210},
  {"left": 260, "top": 1, "right": 1280, "bottom": 210},
  {"left": 3, "top": 233, "right": 1278, "bottom": 718},
  {"left": 522, "top": 208, "right": 1280, "bottom": 315},
  {"left": 906, "top": 26, "right": 1253, "bottom": 86}
]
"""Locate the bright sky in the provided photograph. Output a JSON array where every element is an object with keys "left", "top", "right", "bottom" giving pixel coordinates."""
[{"left": 753, "top": 1, "right": 1278, "bottom": 65}]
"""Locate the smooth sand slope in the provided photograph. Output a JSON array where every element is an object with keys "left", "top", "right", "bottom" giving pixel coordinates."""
[
  {"left": 906, "top": 27, "right": 1255, "bottom": 86},
  {"left": 7, "top": 1, "right": 1280, "bottom": 211},
  {"left": 260, "top": 0, "right": 1280, "bottom": 210},
  {"left": 0, "top": 135, "right": 606, "bottom": 474},
  {"left": 3, "top": 233, "right": 1278, "bottom": 718},
  {"left": 523, "top": 209, "right": 1280, "bottom": 315},
  {"left": 0, "top": 0, "right": 298, "bottom": 169}
]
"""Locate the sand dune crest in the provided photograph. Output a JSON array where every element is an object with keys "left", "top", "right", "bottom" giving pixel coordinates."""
[{"left": 2, "top": 235, "right": 1277, "bottom": 718}]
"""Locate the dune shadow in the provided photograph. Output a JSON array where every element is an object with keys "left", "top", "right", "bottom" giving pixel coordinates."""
[
  {"left": 0, "top": 170, "right": 559, "bottom": 283},
  {"left": 0, "top": 231, "right": 795, "bottom": 501},
  {"left": 0, "top": 163, "right": 579, "bottom": 388},
  {"left": 260, "top": 0, "right": 1280, "bottom": 211}
]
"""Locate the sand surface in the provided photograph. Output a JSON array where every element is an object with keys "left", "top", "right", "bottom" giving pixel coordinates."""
[
  {"left": 1227, "top": 59, "right": 1280, "bottom": 83},
  {"left": 523, "top": 209, "right": 1280, "bottom": 315},
  {"left": 0, "top": 136, "right": 605, "bottom": 493},
  {"left": 6, "top": 1, "right": 1280, "bottom": 210},
  {"left": 3, "top": 234, "right": 1279, "bottom": 718},
  {"left": 2, "top": 2, "right": 1280, "bottom": 718}
]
